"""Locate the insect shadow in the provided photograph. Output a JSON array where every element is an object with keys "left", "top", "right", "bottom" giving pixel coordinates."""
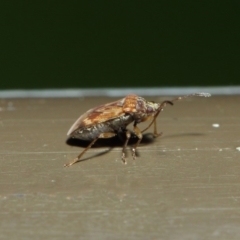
[
  {"left": 66, "top": 132, "right": 156, "bottom": 162},
  {"left": 66, "top": 132, "right": 205, "bottom": 162}
]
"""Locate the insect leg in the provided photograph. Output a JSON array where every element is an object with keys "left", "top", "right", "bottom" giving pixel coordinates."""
[
  {"left": 153, "top": 113, "right": 163, "bottom": 137},
  {"left": 121, "top": 130, "right": 131, "bottom": 164},
  {"left": 132, "top": 122, "right": 143, "bottom": 160},
  {"left": 64, "top": 132, "right": 116, "bottom": 167}
]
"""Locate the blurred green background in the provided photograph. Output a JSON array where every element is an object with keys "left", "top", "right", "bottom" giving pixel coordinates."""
[{"left": 1, "top": 1, "right": 239, "bottom": 89}]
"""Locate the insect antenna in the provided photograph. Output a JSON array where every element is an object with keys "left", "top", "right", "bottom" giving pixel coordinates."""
[
  {"left": 170, "top": 92, "right": 211, "bottom": 103},
  {"left": 141, "top": 92, "right": 211, "bottom": 134}
]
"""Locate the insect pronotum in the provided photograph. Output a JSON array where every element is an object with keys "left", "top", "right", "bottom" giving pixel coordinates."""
[{"left": 65, "top": 93, "right": 211, "bottom": 167}]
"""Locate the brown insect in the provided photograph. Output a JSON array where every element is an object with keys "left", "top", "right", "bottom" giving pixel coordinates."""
[{"left": 64, "top": 93, "right": 211, "bottom": 167}]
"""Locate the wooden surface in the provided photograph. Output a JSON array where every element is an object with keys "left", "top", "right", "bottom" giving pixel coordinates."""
[{"left": 0, "top": 95, "right": 240, "bottom": 239}]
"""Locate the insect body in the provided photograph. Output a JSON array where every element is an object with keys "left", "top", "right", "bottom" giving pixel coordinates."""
[{"left": 65, "top": 93, "right": 211, "bottom": 167}]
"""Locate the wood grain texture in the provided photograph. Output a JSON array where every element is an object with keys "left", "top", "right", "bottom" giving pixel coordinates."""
[{"left": 0, "top": 96, "right": 240, "bottom": 240}]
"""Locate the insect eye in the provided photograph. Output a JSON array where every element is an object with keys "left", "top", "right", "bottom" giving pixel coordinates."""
[{"left": 147, "top": 106, "right": 153, "bottom": 112}]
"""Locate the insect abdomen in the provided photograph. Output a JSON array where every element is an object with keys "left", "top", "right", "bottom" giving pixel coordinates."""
[{"left": 71, "top": 114, "right": 134, "bottom": 141}]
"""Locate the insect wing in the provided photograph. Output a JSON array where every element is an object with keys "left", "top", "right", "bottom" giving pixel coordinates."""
[{"left": 67, "top": 98, "right": 125, "bottom": 136}]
